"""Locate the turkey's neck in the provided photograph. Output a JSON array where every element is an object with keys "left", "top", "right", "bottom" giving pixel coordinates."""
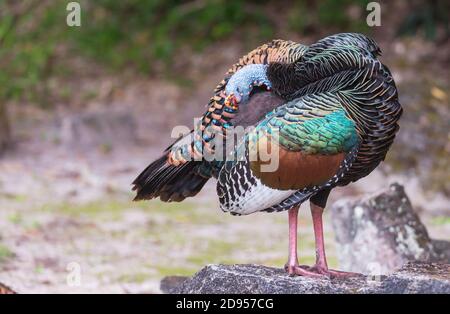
[{"left": 232, "top": 91, "right": 284, "bottom": 128}]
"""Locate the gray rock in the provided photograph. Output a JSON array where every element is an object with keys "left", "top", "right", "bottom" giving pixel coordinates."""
[
  {"left": 330, "top": 183, "right": 447, "bottom": 274},
  {"left": 167, "top": 262, "right": 449, "bottom": 294},
  {"left": 379, "top": 262, "right": 450, "bottom": 294},
  {"left": 170, "top": 264, "right": 377, "bottom": 294},
  {"left": 432, "top": 240, "right": 450, "bottom": 263},
  {"left": 160, "top": 276, "right": 189, "bottom": 294},
  {"left": 57, "top": 109, "right": 138, "bottom": 150}
]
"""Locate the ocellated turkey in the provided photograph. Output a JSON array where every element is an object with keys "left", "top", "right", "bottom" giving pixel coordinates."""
[{"left": 132, "top": 33, "right": 402, "bottom": 278}]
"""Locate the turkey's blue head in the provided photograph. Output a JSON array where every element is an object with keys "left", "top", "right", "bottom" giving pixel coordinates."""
[{"left": 225, "top": 64, "right": 272, "bottom": 104}]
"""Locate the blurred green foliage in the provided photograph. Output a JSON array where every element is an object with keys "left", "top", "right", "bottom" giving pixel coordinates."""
[
  {"left": 288, "top": 0, "right": 370, "bottom": 34},
  {"left": 0, "top": 0, "right": 265, "bottom": 105},
  {"left": 68, "top": 0, "right": 272, "bottom": 72},
  {"left": 397, "top": 0, "right": 449, "bottom": 41},
  {"left": 0, "top": 0, "right": 446, "bottom": 107},
  {"left": 0, "top": 0, "right": 373, "bottom": 106},
  {"left": 0, "top": 1, "right": 63, "bottom": 104}
]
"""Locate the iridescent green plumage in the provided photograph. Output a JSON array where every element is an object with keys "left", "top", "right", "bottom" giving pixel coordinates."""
[{"left": 255, "top": 107, "right": 358, "bottom": 155}]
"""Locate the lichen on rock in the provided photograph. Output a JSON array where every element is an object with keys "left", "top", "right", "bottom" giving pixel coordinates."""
[{"left": 330, "top": 183, "right": 448, "bottom": 275}]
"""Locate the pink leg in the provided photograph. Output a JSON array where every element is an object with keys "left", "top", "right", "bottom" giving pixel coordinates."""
[
  {"left": 311, "top": 204, "right": 328, "bottom": 269},
  {"left": 286, "top": 206, "right": 299, "bottom": 269},
  {"left": 284, "top": 206, "right": 327, "bottom": 278},
  {"left": 305, "top": 203, "right": 362, "bottom": 278}
]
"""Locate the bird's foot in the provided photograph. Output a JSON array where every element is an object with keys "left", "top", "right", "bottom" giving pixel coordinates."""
[
  {"left": 284, "top": 263, "right": 328, "bottom": 279},
  {"left": 299, "top": 265, "right": 364, "bottom": 279},
  {"left": 284, "top": 263, "right": 363, "bottom": 279}
]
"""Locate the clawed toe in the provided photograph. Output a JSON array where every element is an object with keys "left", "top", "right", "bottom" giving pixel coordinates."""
[
  {"left": 325, "top": 269, "right": 364, "bottom": 279},
  {"left": 284, "top": 263, "right": 363, "bottom": 279},
  {"left": 284, "top": 264, "right": 329, "bottom": 279},
  {"left": 307, "top": 266, "right": 363, "bottom": 279}
]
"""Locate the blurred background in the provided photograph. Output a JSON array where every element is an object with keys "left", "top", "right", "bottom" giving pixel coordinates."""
[{"left": 0, "top": 0, "right": 448, "bottom": 293}]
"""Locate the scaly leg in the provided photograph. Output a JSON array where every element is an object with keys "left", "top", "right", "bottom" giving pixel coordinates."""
[
  {"left": 302, "top": 203, "right": 362, "bottom": 278},
  {"left": 284, "top": 205, "right": 327, "bottom": 278}
]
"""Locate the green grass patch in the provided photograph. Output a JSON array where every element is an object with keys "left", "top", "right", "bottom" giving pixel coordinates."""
[
  {"left": 40, "top": 199, "right": 203, "bottom": 219},
  {"left": 52, "top": 200, "right": 128, "bottom": 216},
  {"left": 186, "top": 239, "right": 240, "bottom": 266},
  {"left": 11, "top": 194, "right": 28, "bottom": 203},
  {"left": 0, "top": 244, "right": 13, "bottom": 263},
  {"left": 154, "top": 265, "right": 197, "bottom": 277},
  {"left": 7, "top": 212, "right": 23, "bottom": 225},
  {"left": 116, "top": 272, "right": 152, "bottom": 284},
  {"left": 431, "top": 216, "right": 450, "bottom": 226}
]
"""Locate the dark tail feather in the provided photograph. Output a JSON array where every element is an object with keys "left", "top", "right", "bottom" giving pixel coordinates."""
[{"left": 132, "top": 155, "right": 208, "bottom": 202}]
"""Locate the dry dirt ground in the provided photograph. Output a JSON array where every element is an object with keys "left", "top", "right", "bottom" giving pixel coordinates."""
[
  {"left": 0, "top": 143, "right": 447, "bottom": 293},
  {"left": 0, "top": 37, "right": 448, "bottom": 293}
]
